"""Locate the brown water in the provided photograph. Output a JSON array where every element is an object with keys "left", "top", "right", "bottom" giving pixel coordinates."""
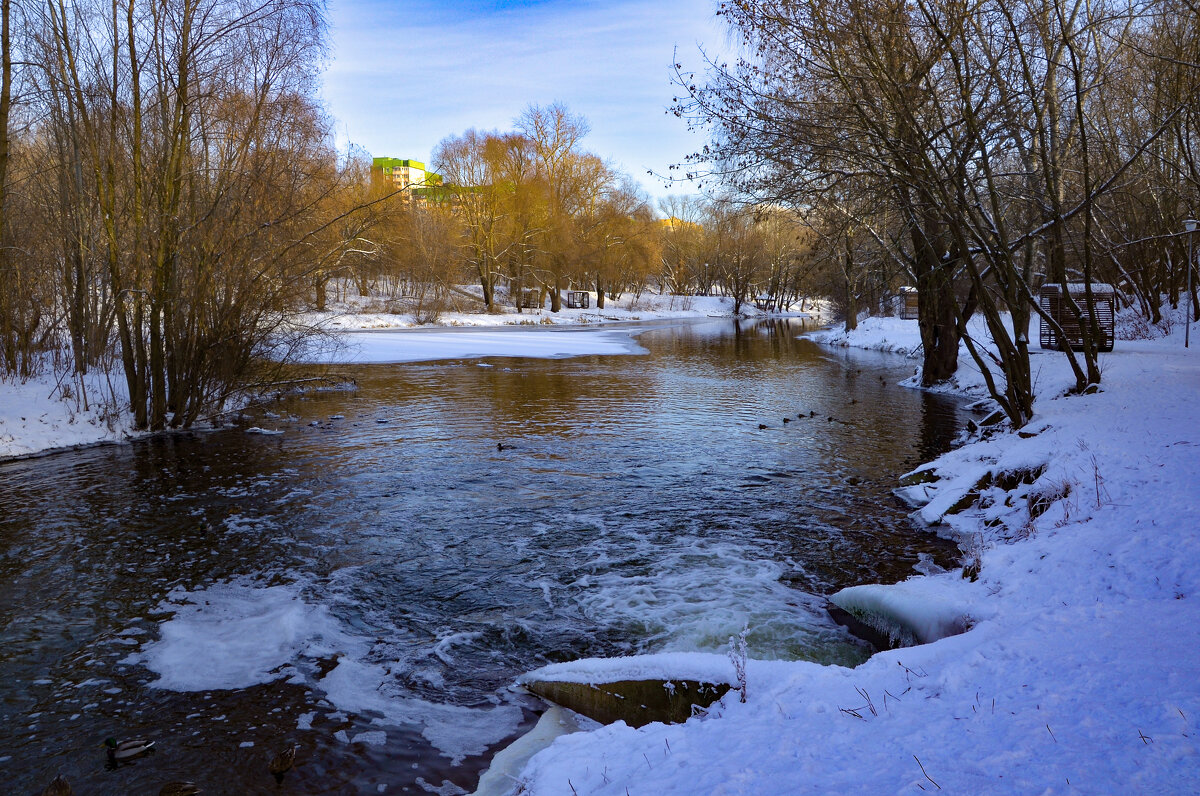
[{"left": 0, "top": 318, "right": 963, "bottom": 794}]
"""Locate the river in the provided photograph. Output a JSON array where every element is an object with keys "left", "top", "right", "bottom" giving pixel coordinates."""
[{"left": 0, "top": 318, "right": 963, "bottom": 794}]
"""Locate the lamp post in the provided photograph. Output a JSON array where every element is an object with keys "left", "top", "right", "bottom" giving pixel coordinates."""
[{"left": 1187, "top": 219, "right": 1198, "bottom": 349}]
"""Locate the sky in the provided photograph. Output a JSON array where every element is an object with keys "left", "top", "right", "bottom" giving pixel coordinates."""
[{"left": 319, "top": 0, "right": 728, "bottom": 204}]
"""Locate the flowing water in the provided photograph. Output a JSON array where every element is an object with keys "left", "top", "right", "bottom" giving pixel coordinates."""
[{"left": 0, "top": 319, "right": 964, "bottom": 794}]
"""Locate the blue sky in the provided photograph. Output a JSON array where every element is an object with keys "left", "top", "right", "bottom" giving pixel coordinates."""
[{"left": 320, "top": 0, "right": 726, "bottom": 202}]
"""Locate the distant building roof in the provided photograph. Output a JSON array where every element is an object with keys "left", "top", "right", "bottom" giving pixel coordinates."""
[{"left": 372, "top": 157, "right": 426, "bottom": 171}]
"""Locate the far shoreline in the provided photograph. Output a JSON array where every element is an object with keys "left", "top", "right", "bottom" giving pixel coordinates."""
[{"left": 0, "top": 303, "right": 820, "bottom": 461}]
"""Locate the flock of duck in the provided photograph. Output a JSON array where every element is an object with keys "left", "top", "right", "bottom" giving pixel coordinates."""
[
  {"left": 38, "top": 738, "right": 296, "bottom": 794},
  {"left": 758, "top": 408, "right": 856, "bottom": 430}
]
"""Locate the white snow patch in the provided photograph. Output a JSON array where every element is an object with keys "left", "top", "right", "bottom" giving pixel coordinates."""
[
  {"left": 518, "top": 652, "right": 737, "bottom": 688},
  {"left": 299, "top": 327, "right": 646, "bottom": 365},
  {"left": 352, "top": 730, "right": 388, "bottom": 746},
  {"left": 830, "top": 579, "right": 984, "bottom": 646},
  {"left": 296, "top": 287, "right": 816, "bottom": 335},
  {"left": 0, "top": 371, "right": 136, "bottom": 459}
]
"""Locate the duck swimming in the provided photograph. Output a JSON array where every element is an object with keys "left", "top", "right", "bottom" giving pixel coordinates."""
[
  {"left": 41, "top": 775, "right": 71, "bottom": 796},
  {"left": 159, "top": 783, "right": 201, "bottom": 796},
  {"left": 105, "top": 737, "right": 155, "bottom": 765},
  {"left": 269, "top": 744, "right": 297, "bottom": 783}
]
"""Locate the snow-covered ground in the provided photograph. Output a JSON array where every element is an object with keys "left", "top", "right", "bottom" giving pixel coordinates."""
[
  {"left": 0, "top": 369, "right": 134, "bottom": 460},
  {"left": 299, "top": 287, "right": 821, "bottom": 332},
  {"left": 512, "top": 310, "right": 1200, "bottom": 794}
]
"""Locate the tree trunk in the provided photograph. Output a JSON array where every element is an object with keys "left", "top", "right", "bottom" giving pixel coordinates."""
[
  {"left": 0, "top": 0, "right": 9, "bottom": 250},
  {"left": 909, "top": 209, "right": 961, "bottom": 386},
  {"left": 916, "top": 264, "right": 961, "bottom": 385},
  {"left": 314, "top": 277, "right": 327, "bottom": 311},
  {"left": 842, "top": 241, "right": 857, "bottom": 332},
  {"left": 479, "top": 271, "right": 494, "bottom": 309}
]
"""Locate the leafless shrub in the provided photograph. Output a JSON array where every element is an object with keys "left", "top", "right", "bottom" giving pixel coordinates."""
[
  {"left": 1027, "top": 478, "right": 1073, "bottom": 520},
  {"left": 1089, "top": 454, "right": 1110, "bottom": 508},
  {"left": 727, "top": 624, "right": 749, "bottom": 703},
  {"left": 961, "top": 532, "right": 984, "bottom": 580}
]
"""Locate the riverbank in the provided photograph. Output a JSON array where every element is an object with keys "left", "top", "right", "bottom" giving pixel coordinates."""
[
  {"left": 512, "top": 314, "right": 1200, "bottom": 793},
  {"left": 0, "top": 371, "right": 135, "bottom": 460},
  {"left": 1, "top": 293, "right": 813, "bottom": 460},
  {"left": 299, "top": 289, "right": 821, "bottom": 331}
]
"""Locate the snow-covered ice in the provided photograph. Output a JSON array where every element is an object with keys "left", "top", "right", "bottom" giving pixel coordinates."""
[
  {"left": 518, "top": 652, "right": 742, "bottom": 689},
  {"left": 298, "top": 326, "right": 647, "bottom": 365},
  {"left": 829, "top": 578, "right": 987, "bottom": 647}
]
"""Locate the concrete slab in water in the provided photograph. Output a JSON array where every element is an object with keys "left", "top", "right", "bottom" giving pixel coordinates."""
[{"left": 523, "top": 678, "right": 730, "bottom": 728}]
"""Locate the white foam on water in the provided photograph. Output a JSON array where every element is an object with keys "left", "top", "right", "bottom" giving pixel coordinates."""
[
  {"left": 566, "top": 536, "right": 851, "bottom": 661},
  {"left": 130, "top": 579, "right": 523, "bottom": 765},
  {"left": 128, "top": 581, "right": 362, "bottom": 691},
  {"left": 352, "top": 730, "right": 388, "bottom": 746},
  {"left": 319, "top": 656, "right": 523, "bottom": 765}
]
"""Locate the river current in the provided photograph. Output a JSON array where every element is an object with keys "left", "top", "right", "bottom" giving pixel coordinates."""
[{"left": 0, "top": 318, "right": 963, "bottom": 794}]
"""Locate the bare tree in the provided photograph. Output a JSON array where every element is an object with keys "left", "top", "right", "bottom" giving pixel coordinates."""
[
  {"left": 677, "top": 0, "right": 1199, "bottom": 426},
  {"left": 27, "top": 0, "right": 373, "bottom": 429}
]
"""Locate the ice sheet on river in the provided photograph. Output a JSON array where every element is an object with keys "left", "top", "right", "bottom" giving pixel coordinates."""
[{"left": 300, "top": 327, "right": 647, "bottom": 364}]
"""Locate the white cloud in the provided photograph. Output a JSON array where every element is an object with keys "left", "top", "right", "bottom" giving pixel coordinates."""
[{"left": 321, "top": 0, "right": 727, "bottom": 197}]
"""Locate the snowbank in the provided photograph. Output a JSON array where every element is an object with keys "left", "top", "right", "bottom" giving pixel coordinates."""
[
  {"left": 518, "top": 652, "right": 739, "bottom": 688},
  {"left": 0, "top": 370, "right": 135, "bottom": 460},
  {"left": 298, "top": 286, "right": 824, "bottom": 332},
  {"left": 512, "top": 311, "right": 1200, "bottom": 794}
]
